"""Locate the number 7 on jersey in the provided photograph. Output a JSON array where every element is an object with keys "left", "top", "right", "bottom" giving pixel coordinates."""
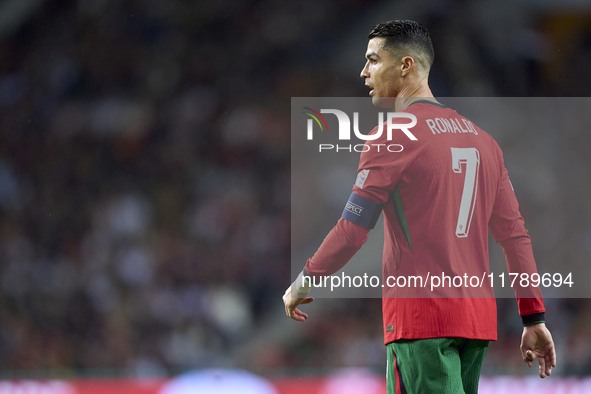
[{"left": 451, "top": 147, "right": 480, "bottom": 238}]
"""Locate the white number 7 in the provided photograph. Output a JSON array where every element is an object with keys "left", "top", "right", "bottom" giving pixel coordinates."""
[{"left": 451, "top": 147, "right": 480, "bottom": 238}]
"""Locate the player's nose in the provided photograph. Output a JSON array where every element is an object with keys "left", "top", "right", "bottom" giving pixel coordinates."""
[{"left": 360, "top": 62, "right": 369, "bottom": 79}]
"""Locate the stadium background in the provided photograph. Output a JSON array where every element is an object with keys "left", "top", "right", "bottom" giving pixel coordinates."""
[{"left": 0, "top": 0, "right": 590, "bottom": 392}]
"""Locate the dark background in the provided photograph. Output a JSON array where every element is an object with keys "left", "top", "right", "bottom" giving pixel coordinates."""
[{"left": 0, "top": 0, "right": 589, "bottom": 378}]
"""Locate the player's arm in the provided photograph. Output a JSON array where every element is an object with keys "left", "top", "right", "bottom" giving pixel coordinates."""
[
  {"left": 285, "top": 141, "right": 406, "bottom": 321},
  {"left": 283, "top": 120, "right": 419, "bottom": 321},
  {"left": 489, "top": 164, "right": 545, "bottom": 316},
  {"left": 283, "top": 200, "right": 382, "bottom": 321},
  {"left": 488, "top": 159, "right": 556, "bottom": 377}
]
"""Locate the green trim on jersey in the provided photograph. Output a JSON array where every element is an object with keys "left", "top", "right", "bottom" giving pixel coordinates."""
[
  {"left": 392, "top": 187, "right": 412, "bottom": 253},
  {"left": 523, "top": 320, "right": 545, "bottom": 326},
  {"left": 522, "top": 312, "right": 546, "bottom": 327},
  {"left": 408, "top": 99, "right": 448, "bottom": 109}
]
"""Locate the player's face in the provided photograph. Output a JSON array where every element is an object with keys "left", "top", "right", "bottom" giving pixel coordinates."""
[{"left": 360, "top": 37, "right": 401, "bottom": 107}]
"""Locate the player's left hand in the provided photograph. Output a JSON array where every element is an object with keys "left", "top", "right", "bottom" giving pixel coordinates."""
[
  {"left": 283, "top": 284, "right": 314, "bottom": 322},
  {"left": 520, "top": 322, "right": 556, "bottom": 378}
]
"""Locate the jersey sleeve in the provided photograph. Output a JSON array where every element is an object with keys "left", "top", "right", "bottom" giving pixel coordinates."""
[
  {"left": 488, "top": 153, "right": 546, "bottom": 323},
  {"left": 304, "top": 218, "right": 369, "bottom": 279}
]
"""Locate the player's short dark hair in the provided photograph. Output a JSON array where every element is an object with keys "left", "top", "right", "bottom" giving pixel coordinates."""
[{"left": 368, "top": 20, "right": 434, "bottom": 69}]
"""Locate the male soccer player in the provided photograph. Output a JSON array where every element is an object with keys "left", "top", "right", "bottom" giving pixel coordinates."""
[{"left": 283, "top": 20, "right": 556, "bottom": 393}]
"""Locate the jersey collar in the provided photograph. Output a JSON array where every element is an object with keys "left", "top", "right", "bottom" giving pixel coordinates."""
[{"left": 407, "top": 99, "right": 448, "bottom": 109}]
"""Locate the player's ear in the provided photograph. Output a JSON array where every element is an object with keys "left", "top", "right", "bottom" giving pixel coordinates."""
[{"left": 401, "top": 56, "right": 414, "bottom": 76}]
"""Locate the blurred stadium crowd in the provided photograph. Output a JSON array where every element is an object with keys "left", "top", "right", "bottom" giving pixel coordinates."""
[{"left": 0, "top": 0, "right": 590, "bottom": 378}]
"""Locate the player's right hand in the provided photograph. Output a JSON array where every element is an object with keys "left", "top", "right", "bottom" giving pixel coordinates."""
[
  {"left": 520, "top": 322, "right": 556, "bottom": 378},
  {"left": 283, "top": 284, "right": 314, "bottom": 322}
]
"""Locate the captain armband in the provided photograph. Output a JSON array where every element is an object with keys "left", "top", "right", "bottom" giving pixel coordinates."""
[{"left": 341, "top": 192, "right": 384, "bottom": 229}]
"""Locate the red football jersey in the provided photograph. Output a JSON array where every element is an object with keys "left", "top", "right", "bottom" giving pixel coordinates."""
[{"left": 305, "top": 100, "right": 545, "bottom": 344}]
